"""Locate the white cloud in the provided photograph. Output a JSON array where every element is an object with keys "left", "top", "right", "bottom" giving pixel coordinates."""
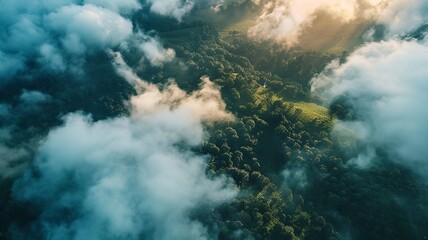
[
  {"left": 248, "top": 0, "right": 428, "bottom": 46},
  {"left": 139, "top": 37, "right": 176, "bottom": 67},
  {"left": 14, "top": 110, "right": 236, "bottom": 239},
  {"left": 37, "top": 44, "right": 67, "bottom": 72},
  {"left": 109, "top": 51, "right": 233, "bottom": 122},
  {"left": 0, "top": 0, "right": 186, "bottom": 79},
  {"left": 248, "top": 0, "right": 383, "bottom": 47},
  {"left": 120, "top": 32, "right": 176, "bottom": 68},
  {"left": 377, "top": 0, "right": 428, "bottom": 36},
  {"left": 310, "top": 0, "right": 428, "bottom": 173},
  {"left": 0, "top": 0, "right": 77, "bottom": 24},
  {"left": 84, "top": 0, "right": 141, "bottom": 14},
  {"left": 1, "top": 4, "right": 237, "bottom": 238},
  {"left": 12, "top": 52, "right": 236, "bottom": 239},
  {"left": 45, "top": 4, "right": 133, "bottom": 54},
  {"left": 1, "top": 16, "right": 48, "bottom": 54},
  {"left": 311, "top": 38, "right": 428, "bottom": 176},
  {"left": 146, "top": 0, "right": 194, "bottom": 20}
]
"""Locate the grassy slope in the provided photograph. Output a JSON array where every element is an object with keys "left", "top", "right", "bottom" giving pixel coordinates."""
[
  {"left": 293, "top": 102, "right": 330, "bottom": 123},
  {"left": 253, "top": 86, "right": 331, "bottom": 126}
]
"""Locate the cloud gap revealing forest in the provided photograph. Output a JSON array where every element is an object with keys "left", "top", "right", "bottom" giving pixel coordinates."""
[{"left": 1, "top": 0, "right": 428, "bottom": 239}]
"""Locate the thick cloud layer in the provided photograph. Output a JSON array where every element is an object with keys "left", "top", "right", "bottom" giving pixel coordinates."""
[
  {"left": 0, "top": 0, "right": 176, "bottom": 182},
  {"left": 0, "top": 0, "right": 182, "bottom": 81},
  {"left": 1, "top": 1, "right": 120, "bottom": 78},
  {"left": 248, "top": 0, "right": 428, "bottom": 47},
  {"left": 308, "top": 0, "right": 428, "bottom": 176},
  {"left": 311, "top": 35, "right": 428, "bottom": 177},
  {"left": 12, "top": 54, "right": 236, "bottom": 240},
  {"left": 0, "top": 1, "right": 239, "bottom": 239}
]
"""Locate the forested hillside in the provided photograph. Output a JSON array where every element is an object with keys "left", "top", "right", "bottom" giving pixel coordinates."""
[{"left": 1, "top": 1, "right": 428, "bottom": 240}]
